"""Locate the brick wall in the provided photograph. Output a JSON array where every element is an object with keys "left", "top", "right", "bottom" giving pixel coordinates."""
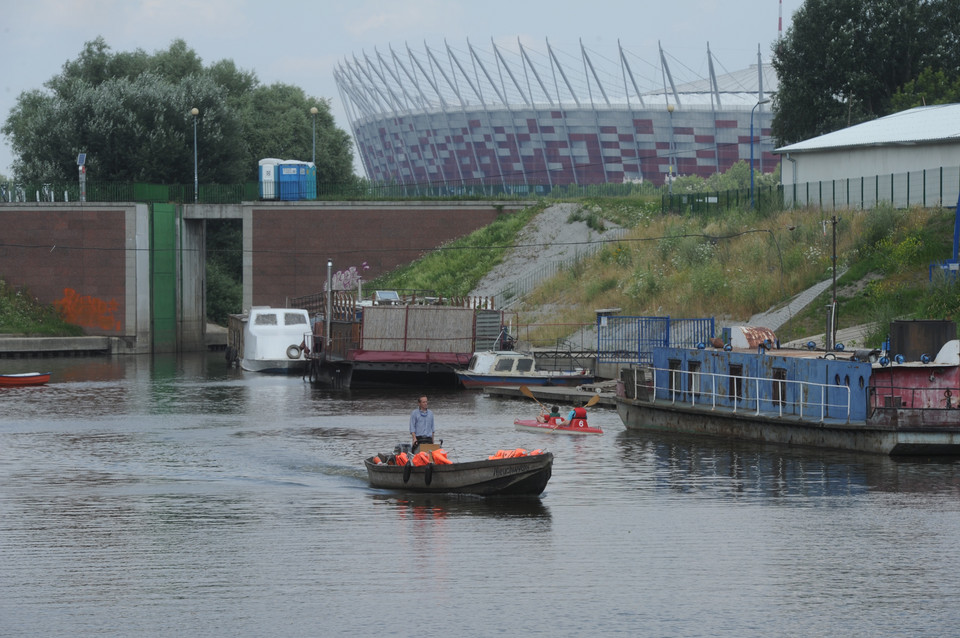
[
  {"left": 250, "top": 204, "right": 508, "bottom": 307},
  {"left": 0, "top": 207, "right": 127, "bottom": 334}
]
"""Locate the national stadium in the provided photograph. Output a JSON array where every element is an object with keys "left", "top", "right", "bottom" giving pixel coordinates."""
[{"left": 334, "top": 39, "right": 778, "bottom": 191}]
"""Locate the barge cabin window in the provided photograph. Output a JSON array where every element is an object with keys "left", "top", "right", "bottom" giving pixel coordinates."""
[
  {"left": 688, "top": 361, "right": 701, "bottom": 399},
  {"left": 773, "top": 367, "right": 786, "bottom": 406},
  {"left": 668, "top": 359, "right": 682, "bottom": 397},
  {"left": 729, "top": 363, "right": 743, "bottom": 400}
]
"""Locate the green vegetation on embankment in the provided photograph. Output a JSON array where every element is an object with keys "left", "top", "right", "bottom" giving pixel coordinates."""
[
  {"left": 0, "top": 279, "right": 84, "bottom": 336},
  {"left": 374, "top": 196, "right": 960, "bottom": 349}
]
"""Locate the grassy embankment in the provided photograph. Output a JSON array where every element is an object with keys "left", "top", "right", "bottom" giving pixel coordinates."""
[{"left": 374, "top": 197, "right": 960, "bottom": 349}]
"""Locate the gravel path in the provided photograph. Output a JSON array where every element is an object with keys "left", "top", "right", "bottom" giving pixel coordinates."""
[{"left": 469, "top": 202, "right": 622, "bottom": 300}]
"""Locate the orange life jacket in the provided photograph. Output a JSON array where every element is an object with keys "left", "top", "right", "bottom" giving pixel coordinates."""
[
  {"left": 412, "top": 451, "right": 432, "bottom": 466},
  {"left": 395, "top": 452, "right": 409, "bottom": 465},
  {"left": 432, "top": 449, "right": 453, "bottom": 465}
]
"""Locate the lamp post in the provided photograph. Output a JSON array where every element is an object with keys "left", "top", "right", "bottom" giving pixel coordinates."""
[
  {"left": 310, "top": 106, "right": 319, "bottom": 165},
  {"left": 667, "top": 103, "right": 675, "bottom": 196},
  {"left": 191, "top": 107, "right": 199, "bottom": 203},
  {"left": 750, "top": 98, "right": 770, "bottom": 209}
]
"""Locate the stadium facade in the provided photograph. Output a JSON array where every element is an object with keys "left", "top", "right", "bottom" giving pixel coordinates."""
[{"left": 335, "top": 40, "right": 778, "bottom": 190}]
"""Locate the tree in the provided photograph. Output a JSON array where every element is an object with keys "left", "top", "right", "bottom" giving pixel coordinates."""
[
  {"left": 2, "top": 37, "right": 354, "bottom": 184},
  {"left": 889, "top": 67, "right": 960, "bottom": 111},
  {"left": 771, "top": 0, "right": 960, "bottom": 145}
]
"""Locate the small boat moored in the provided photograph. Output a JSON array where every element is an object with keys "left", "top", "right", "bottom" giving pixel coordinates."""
[
  {"left": 456, "top": 351, "right": 593, "bottom": 388},
  {"left": 364, "top": 444, "right": 553, "bottom": 496},
  {"left": 227, "top": 307, "right": 311, "bottom": 373},
  {"left": 0, "top": 372, "right": 51, "bottom": 387},
  {"left": 514, "top": 416, "right": 603, "bottom": 435}
]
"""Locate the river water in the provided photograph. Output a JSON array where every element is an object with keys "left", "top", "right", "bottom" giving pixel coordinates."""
[{"left": 1, "top": 352, "right": 959, "bottom": 637}]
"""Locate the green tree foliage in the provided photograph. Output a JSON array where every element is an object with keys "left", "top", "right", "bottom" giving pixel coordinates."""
[
  {"left": 890, "top": 67, "right": 960, "bottom": 111},
  {"left": 2, "top": 37, "right": 354, "bottom": 184},
  {"left": 771, "top": 0, "right": 960, "bottom": 145}
]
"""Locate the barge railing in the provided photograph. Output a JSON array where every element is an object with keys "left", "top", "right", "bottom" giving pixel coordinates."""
[{"left": 630, "top": 366, "right": 852, "bottom": 423}]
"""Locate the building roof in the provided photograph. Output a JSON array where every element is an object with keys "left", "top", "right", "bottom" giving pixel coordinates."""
[{"left": 776, "top": 103, "right": 960, "bottom": 153}]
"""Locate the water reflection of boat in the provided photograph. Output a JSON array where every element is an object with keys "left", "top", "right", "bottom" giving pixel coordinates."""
[
  {"left": 615, "top": 429, "right": 960, "bottom": 498},
  {"left": 364, "top": 450, "right": 553, "bottom": 496},
  {"left": 0, "top": 371, "right": 50, "bottom": 386},
  {"left": 372, "top": 493, "right": 552, "bottom": 520}
]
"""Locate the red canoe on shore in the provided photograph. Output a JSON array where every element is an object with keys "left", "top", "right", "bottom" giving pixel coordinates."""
[
  {"left": 0, "top": 372, "right": 51, "bottom": 387},
  {"left": 514, "top": 416, "right": 603, "bottom": 435}
]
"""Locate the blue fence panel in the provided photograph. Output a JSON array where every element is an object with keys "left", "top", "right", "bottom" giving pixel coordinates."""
[{"left": 597, "top": 316, "right": 715, "bottom": 365}]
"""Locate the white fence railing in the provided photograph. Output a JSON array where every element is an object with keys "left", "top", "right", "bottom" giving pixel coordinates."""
[{"left": 631, "top": 365, "right": 852, "bottom": 423}]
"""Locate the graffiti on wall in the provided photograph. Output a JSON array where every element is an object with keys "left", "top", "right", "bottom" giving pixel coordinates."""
[{"left": 54, "top": 288, "right": 122, "bottom": 332}]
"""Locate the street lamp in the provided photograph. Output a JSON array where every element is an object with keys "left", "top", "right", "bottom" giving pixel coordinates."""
[
  {"left": 310, "top": 106, "right": 319, "bottom": 165},
  {"left": 191, "top": 107, "right": 199, "bottom": 203},
  {"left": 750, "top": 99, "right": 770, "bottom": 209},
  {"left": 666, "top": 103, "right": 675, "bottom": 196}
]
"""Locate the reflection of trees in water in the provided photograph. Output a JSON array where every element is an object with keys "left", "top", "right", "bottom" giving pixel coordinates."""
[{"left": 615, "top": 430, "right": 960, "bottom": 500}]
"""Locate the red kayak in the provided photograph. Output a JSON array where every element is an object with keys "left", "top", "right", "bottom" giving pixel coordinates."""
[
  {"left": 0, "top": 372, "right": 51, "bottom": 387},
  {"left": 514, "top": 416, "right": 603, "bottom": 435}
]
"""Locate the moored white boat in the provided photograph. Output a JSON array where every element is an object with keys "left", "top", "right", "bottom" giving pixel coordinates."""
[
  {"left": 228, "top": 307, "right": 311, "bottom": 373},
  {"left": 456, "top": 351, "right": 592, "bottom": 388}
]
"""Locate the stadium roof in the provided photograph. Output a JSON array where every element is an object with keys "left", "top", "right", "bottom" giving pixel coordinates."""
[
  {"left": 335, "top": 40, "right": 775, "bottom": 121},
  {"left": 776, "top": 104, "right": 960, "bottom": 153}
]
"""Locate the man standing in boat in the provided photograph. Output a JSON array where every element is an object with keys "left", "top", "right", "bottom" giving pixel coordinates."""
[{"left": 410, "top": 394, "right": 435, "bottom": 448}]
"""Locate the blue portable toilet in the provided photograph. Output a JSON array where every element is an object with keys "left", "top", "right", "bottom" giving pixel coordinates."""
[
  {"left": 305, "top": 162, "right": 317, "bottom": 199},
  {"left": 277, "top": 160, "right": 302, "bottom": 200},
  {"left": 258, "top": 158, "right": 282, "bottom": 200}
]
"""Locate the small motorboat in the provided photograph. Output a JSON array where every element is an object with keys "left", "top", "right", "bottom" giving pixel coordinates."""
[
  {"left": 0, "top": 372, "right": 51, "bottom": 387},
  {"left": 227, "top": 307, "right": 311, "bottom": 373},
  {"left": 456, "top": 351, "right": 593, "bottom": 388},
  {"left": 514, "top": 416, "right": 603, "bottom": 435},
  {"left": 364, "top": 444, "right": 553, "bottom": 496}
]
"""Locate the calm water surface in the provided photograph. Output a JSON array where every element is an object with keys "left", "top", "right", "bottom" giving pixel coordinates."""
[{"left": 1, "top": 352, "right": 959, "bottom": 637}]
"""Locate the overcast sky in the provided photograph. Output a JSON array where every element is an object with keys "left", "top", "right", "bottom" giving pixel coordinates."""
[{"left": 0, "top": 0, "right": 804, "bottom": 179}]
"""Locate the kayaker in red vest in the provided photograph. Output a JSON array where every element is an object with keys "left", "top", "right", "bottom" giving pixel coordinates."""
[{"left": 566, "top": 402, "right": 588, "bottom": 428}]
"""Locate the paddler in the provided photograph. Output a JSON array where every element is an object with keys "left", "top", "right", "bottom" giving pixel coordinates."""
[
  {"left": 566, "top": 401, "right": 588, "bottom": 427},
  {"left": 410, "top": 394, "right": 435, "bottom": 449}
]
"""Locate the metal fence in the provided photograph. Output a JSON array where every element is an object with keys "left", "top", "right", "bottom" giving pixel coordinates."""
[
  {"left": 784, "top": 166, "right": 960, "bottom": 211},
  {"left": 598, "top": 316, "right": 715, "bottom": 365},
  {"left": 5, "top": 165, "right": 959, "bottom": 211},
  {"left": 0, "top": 178, "right": 662, "bottom": 205}
]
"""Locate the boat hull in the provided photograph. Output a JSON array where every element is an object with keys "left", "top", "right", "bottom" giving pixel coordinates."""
[
  {"left": 0, "top": 372, "right": 50, "bottom": 387},
  {"left": 616, "top": 396, "right": 960, "bottom": 456},
  {"left": 458, "top": 373, "right": 592, "bottom": 388},
  {"left": 240, "top": 358, "right": 308, "bottom": 374},
  {"left": 514, "top": 418, "right": 603, "bottom": 435},
  {"left": 364, "top": 452, "right": 553, "bottom": 496}
]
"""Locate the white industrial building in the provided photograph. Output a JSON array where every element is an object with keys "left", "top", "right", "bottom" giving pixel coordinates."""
[{"left": 776, "top": 104, "right": 960, "bottom": 210}]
